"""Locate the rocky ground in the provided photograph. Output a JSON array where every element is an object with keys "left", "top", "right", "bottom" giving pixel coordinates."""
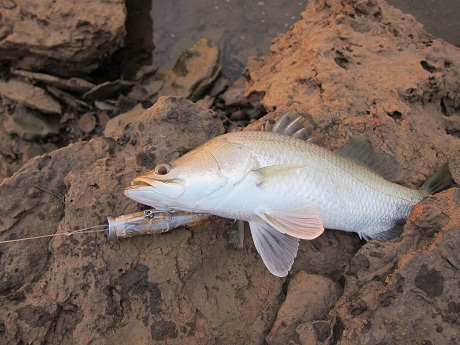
[{"left": 0, "top": 0, "right": 459, "bottom": 344}]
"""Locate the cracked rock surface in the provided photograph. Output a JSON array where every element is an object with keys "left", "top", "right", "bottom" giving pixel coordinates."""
[{"left": 0, "top": 0, "right": 459, "bottom": 344}]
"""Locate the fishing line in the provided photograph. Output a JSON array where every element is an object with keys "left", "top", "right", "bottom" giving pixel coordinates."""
[
  {"left": 0, "top": 225, "right": 108, "bottom": 245},
  {"left": 0, "top": 210, "right": 212, "bottom": 245}
]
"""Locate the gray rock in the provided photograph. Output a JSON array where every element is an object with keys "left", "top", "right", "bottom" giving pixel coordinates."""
[
  {"left": 0, "top": 0, "right": 126, "bottom": 76},
  {"left": 0, "top": 79, "right": 62, "bottom": 115}
]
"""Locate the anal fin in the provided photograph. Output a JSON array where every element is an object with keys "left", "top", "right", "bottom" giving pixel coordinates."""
[
  {"left": 249, "top": 221, "right": 299, "bottom": 277},
  {"left": 364, "top": 219, "right": 405, "bottom": 242}
]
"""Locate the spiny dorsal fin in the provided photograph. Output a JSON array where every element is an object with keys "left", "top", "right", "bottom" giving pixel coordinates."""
[
  {"left": 264, "top": 110, "right": 308, "bottom": 140},
  {"left": 335, "top": 138, "right": 402, "bottom": 182}
]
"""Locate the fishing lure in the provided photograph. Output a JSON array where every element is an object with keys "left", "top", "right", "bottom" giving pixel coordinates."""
[{"left": 0, "top": 210, "right": 211, "bottom": 245}]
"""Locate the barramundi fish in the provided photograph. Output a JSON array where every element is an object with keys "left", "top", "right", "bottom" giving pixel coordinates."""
[{"left": 124, "top": 114, "right": 451, "bottom": 277}]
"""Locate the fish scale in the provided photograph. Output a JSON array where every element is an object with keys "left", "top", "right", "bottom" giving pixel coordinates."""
[
  {"left": 221, "top": 131, "right": 423, "bottom": 237},
  {"left": 125, "top": 124, "right": 450, "bottom": 276}
]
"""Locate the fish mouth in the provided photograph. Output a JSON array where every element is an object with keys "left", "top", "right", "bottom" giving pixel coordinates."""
[{"left": 125, "top": 176, "right": 186, "bottom": 199}]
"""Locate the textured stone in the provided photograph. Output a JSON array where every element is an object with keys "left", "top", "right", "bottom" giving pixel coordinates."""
[
  {"left": 104, "top": 103, "right": 145, "bottom": 138},
  {"left": 11, "top": 69, "right": 96, "bottom": 93},
  {"left": 0, "top": 79, "right": 62, "bottom": 115},
  {"left": 266, "top": 272, "right": 340, "bottom": 345},
  {"left": 2, "top": 105, "right": 60, "bottom": 140},
  {"left": 0, "top": 0, "right": 126, "bottom": 76}
]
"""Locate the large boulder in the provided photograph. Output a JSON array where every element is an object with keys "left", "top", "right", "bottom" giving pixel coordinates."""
[
  {"left": 246, "top": 0, "right": 460, "bottom": 184},
  {"left": 0, "top": 0, "right": 126, "bottom": 76},
  {"left": 0, "top": 0, "right": 459, "bottom": 344},
  {"left": 0, "top": 97, "right": 286, "bottom": 344},
  {"left": 244, "top": 0, "right": 460, "bottom": 343}
]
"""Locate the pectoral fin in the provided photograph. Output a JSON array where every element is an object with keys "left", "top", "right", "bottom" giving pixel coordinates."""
[
  {"left": 259, "top": 205, "right": 324, "bottom": 240},
  {"left": 254, "top": 164, "right": 309, "bottom": 181},
  {"left": 249, "top": 221, "right": 299, "bottom": 277}
]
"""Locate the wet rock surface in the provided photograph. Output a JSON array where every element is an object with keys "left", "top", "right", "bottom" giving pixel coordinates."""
[{"left": 0, "top": 0, "right": 459, "bottom": 344}]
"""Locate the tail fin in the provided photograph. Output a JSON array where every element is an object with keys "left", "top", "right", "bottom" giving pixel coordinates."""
[{"left": 420, "top": 163, "right": 452, "bottom": 195}]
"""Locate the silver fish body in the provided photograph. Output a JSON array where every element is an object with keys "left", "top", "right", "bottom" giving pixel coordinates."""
[{"left": 125, "top": 130, "right": 440, "bottom": 276}]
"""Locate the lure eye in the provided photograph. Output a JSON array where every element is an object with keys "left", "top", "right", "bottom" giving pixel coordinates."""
[{"left": 155, "top": 163, "right": 172, "bottom": 175}]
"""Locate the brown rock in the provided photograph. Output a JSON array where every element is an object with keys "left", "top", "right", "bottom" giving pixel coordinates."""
[
  {"left": 46, "top": 86, "right": 90, "bottom": 112},
  {"left": 245, "top": 0, "right": 460, "bottom": 185},
  {"left": 78, "top": 112, "right": 97, "bottom": 133},
  {"left": 0, "top": 97, "right": 285, "bottom": 344},
  {"left": 172, "top": 38, "right": 222, "bottom": 101},
  {"left": 0, "top": 0, "right": 126, "bottom": 76},
  {"left": 11, "top": 69, "right": 96, "bottom": 93},
  {"left": 103, "top": 104, "right": 145, "bottom": 138},
  {"left": 266, "top": 272, "right": 340, "bottom": 345},
  {"left": 3, "top": 104, "right": 60, "bottom": 140},
  {"left": 1, "top": 0, "right": 459, "bottom": 343},
  {"left": 0, "top": 79, "right": 62, "bottom": 115},
  {"left": 220, "top": 77, "right": 248, "bottom": 106},
  {"left": 334, "top": 189, "right": 460, "bottom": 345},
  {"left": 83, "top": 80, "right": 136, "bottom": 102}
]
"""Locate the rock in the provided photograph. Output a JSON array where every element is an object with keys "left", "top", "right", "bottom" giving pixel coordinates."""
[
  {"left": 113, "top": 95, "right": 138, "bottom": 115},
  {"left": 220, "top": 77, "right": 248, "bottom": 106},
  {"left": 266, "top": 272, "right": 340, "bottom": 345},
  {"left": 0, "top": 97, "right": 286, "bottom": 345},
  {"left": 103, "top": 103, "right": 145, "bottom": 138},
  {"left": 3, "top": 105, "right": 60, "bottom": 140},
  {"left": 11, "top": 69, "right": 96, "bottom": 93},
  {"left": 0, "top": 0, "right": 126, "bottom": 77},
  {"left": 94, "top": 101, "right": 115, "bottom": 112},
  {"left": 22, "top": 143, "right": 58, "bottom": 163},
  {"left": 127, "top": 80, "right": 164, "bottom": 102},
  {"left": 196, "top": 95, "right": 214, "bottom": 109},
  {"left": 78, "top": 112, "right": 97, "bottom": 133},
  {"left": 46, "top": 86, "right": 90, "bottom": 113},
  {"left": 134, "top": 65, "right": 159, "bottom": 81},
  {"left": 83, "top": 80, "right": 136, "bottom": 102},
  {"left": 245, "top": 0, "right": 460, "bottom": 185},
  {"left": 127, "top": 39, "right": 222, "bottom": 105},
  {"left": 334, "top": 189, "right": 460, "bottom": 345},
  {"left": 172, "top": 38, "right": 222, "bottom": 101},
  {"left": 1, "top": 0, "right": 459, "bottom": 343},
  {"left": 0, "top": 79, "right": 62, "bottom": 115}
]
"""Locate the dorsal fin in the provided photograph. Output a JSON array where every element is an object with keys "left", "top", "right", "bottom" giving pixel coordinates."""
[
  {"left": 264, "top": 112, "right": 402, "bottom": 182},
  {"left": 335, "top": 138, "right": 402, "bottom": 182},
  {"left": 264, "top": 110, "right": 308, "bottom": 140}
]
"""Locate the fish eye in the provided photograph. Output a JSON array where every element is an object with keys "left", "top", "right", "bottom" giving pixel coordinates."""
[{"left": 155, "top": 163, "right": 172, "bottom": 175}]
